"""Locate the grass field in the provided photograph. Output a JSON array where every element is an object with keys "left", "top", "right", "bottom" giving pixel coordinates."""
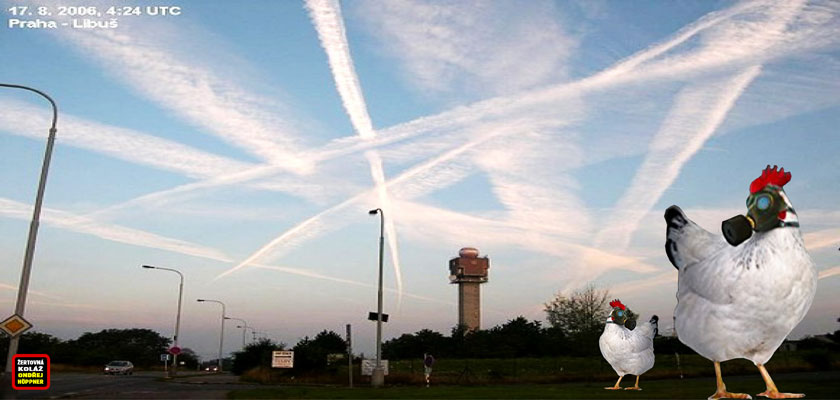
[{"left": 228, "top": 371, "right": 840, "bottom": 399}]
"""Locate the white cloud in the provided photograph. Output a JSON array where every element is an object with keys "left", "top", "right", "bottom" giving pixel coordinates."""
[
  {"left": 355, "top": 0, "right": 576, "bottom": 97},
  {"left": 49, "top": 9, "right": 313, "bottom": 173}
]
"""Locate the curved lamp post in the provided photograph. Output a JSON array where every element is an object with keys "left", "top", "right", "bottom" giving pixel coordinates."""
[
  {"left": 1, "top": 84, "right": 58, "bottom": 377},
  {"left": 237, "top": 325, "right": 256, "bottom": 343},
  {"left": 368, "top": 208, "right": 385, "bottom": 387},
  {"left": 197, "top": 299, "right": 226, "bottom": 372},
  {"left": 142, "top": 265, "right": 184, "bottom": 376},
  {"left": 225, "top": 317, "right": 248, "bottom": 347}
]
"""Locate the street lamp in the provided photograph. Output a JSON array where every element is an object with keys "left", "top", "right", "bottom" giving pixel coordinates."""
[
  {"left": 225, "top": 317, "right": 248, "bottom": 347},
  {"left": 368, "top": 208, "right": 385, "bottom": 387},
  {"left": 237, "top": 325, "right": 255, "bottom": 343},
  {"left": 142, "top": 265, "right": 184, "bottom": 376},
  {"left": 1, "top": 84, "right": 58, "bottom": 378},
  {"left": 197, "top": 299, "right": 225, "bottom": 372}
]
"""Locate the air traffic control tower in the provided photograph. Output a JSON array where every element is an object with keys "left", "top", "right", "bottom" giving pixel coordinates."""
[{"left": 448, "top": 247, "right": 489, "bottom": 331}]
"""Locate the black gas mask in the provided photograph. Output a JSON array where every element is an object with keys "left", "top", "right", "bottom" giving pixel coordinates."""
[{"left": 722, "top": 186, "right": 794, "bottom": 246}]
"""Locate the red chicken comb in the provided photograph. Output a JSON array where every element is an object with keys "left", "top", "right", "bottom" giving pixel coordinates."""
[
  {"left": 609, "top": 299, "right": 626, "bottom": 310},
  {"left": 750, "top": 165, "right": 791, "bottom": 194}
]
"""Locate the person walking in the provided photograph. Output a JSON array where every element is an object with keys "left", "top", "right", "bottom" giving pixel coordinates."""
[{"left": 423, "top": 353, "right": 435, "bottom": 387}]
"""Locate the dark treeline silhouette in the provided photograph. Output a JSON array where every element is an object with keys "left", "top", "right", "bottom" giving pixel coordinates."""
[
  {"left": 383, "top": 317, "right": 597, "bottom": 359},
  {"left": 231, "top": 330, "right": 346, "bottom": 375},
  {"left": 0, "top": 329, "right": 199, "bottom": 369}
]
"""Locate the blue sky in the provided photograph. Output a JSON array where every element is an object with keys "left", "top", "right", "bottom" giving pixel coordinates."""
[{"left": 1, "top": 0, "right": 839, "bottom": 362}]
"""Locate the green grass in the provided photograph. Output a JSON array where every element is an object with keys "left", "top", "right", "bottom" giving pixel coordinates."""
[
  {"left": 228, "top": 371, "right": 840, "bottom": 399},
  {"left": 272, "top": 352, "right": 824, "bottom": 386}
]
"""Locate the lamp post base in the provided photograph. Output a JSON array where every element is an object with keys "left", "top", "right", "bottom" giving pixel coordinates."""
[{"left": 371, "top": 367, "right": 385, "bottom": 387}]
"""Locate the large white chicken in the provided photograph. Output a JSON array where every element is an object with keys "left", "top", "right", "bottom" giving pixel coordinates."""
[
  {"left": 664, "top": 165, "right": 817, "bottom": 399},
  {"left": 599, "top": 299, "right": 658, "bottom": 391}
]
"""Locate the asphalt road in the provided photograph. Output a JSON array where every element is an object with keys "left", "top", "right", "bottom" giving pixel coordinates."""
[{"left": 11, "top": 371, "right": 261, "bottom": 399}]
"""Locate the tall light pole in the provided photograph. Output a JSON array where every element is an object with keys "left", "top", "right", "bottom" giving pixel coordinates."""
[
  {"left": 225, "top": 317, "right": 248, "bottom": 347},
  {"left": 237, "top": 325, "right": 255, "bottom": 344},
  {"left": 1, "top": 84, "right": 58, "bottom": 378},
  {"left": 368, "top": 208, "right": 385, "bottom": 387},
  {"left": 142, "top": 265, "right": 184, "bottom": 376},
  {"left": 197, "top": 299, "right": 225, "bottom": 372}
]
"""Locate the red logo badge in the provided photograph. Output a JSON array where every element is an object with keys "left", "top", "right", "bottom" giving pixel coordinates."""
[{"left": 12, "top": 354, "right": 50, "bottom": 390}]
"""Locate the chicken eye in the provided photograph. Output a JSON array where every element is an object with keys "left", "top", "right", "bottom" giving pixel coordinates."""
[{"left": 756, "top": 195, "right": 772, "bottom": 210}]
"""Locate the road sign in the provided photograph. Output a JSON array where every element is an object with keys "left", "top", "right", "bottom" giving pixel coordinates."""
[
  {"left": 0, "top": 314, "right": 32, "bottom": 337},
  {"left": 160, "top": 354, "right": 170, "bottom": 362},
  {"left": 272, "top": 350, "right": 293, "bottom": 368},
  {"left": 168, "top": 346, "right": 181, "bottom": 355},
  {"left": 367, "top": 312, "right": 389, "bottom": 322},
  {"left": 361, "top": 359, "right": 388, "bottom": 376}
]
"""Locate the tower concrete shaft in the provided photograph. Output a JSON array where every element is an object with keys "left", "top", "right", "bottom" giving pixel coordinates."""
[{"left": 458, "top": 281, "right": 481, "bottom": 331}]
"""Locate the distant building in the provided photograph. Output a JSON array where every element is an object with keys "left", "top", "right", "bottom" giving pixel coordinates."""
[{"left": 448, "top": 247, "right": 489, "bottom": 331}]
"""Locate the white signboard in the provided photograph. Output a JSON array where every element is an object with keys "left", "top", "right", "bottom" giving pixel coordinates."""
[
  {"left": 361, "top": 359, "right": 388, "bottom": 376},
  {"left": 272, "top": 350, "right": 294, "bottom": 368}
]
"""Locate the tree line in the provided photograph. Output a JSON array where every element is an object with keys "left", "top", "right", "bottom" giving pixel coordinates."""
[
  {"left": 0, "top": 328, "right": 199, "bottom": 369},
  {"left": 383, "top": 285, "right": 615, "bottom": 359},
  {"left": 4, "top": 288, "right": 837, "bottom": 375},
  {"left": 230, "top": 329, "right": 347, "bottom": 375}
]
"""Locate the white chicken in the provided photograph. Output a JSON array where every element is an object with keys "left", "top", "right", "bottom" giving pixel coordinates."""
[
  {"left": 664, "top": 165, "right": 817, "bottom": 400},
  {"left": 599, "top": 299, "right": 658, "bottom": 391}
]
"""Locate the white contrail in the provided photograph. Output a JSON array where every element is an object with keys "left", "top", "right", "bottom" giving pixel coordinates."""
[
  {"left": 76, "top": 0, "right": 798, "bottom": 218},
  {"left": 215, "top": 123, "right": 522, "bottom": 280},
  {"left": 803, "top": 228, "right": 840, "bottom": 251},
  {"left": 0, "top": 283, "right": 62, "bottom": 300},
  {"left": 305, "top": 0, "right": 374, "bottom": 139},
  {"left": 393, "top": 199, "right": 660, "bottom": 274},
  {"left": 253, "top": 264, "right": 453, "bottom": 306},
  {"left": 365, "top": 151, "right": 404, "bottom": 299},
  {"left": 306, "top": 0, "right": 403, "bottom": 299},
  {"left": 305, "top": 0, "right": 774, "bottom": 167},
  {"left": 0, "top": 98, "right": 252, "bottom": 179},
  {"left": 591, "top": 0, "right": 811, "bottom": 252},
  {"left": 594, "top": 66, "right": 763, "bottom": 251},
  {"left": 0, "top": 197, "right": 231, "bottom": 262},
  {"left": 87, "top": 164, "right": 281, "bottom": 220}
]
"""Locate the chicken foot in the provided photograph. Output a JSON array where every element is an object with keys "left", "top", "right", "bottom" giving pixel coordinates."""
[
  {"left": 709, "top": 362, "right": 752, "bottom": 400},
  {"left": 756, "top": 364, "right": 804, "bottom": 399},
  {"left": 624, "top": 375, "right": 642, "bottom": 390},
  {"left": 604, "top": 375, "right": 623, "bottom": 390}
]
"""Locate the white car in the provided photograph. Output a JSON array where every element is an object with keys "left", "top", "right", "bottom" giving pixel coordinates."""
[{"left": 104, "top": 360, "right": 134, "bottom": 375}]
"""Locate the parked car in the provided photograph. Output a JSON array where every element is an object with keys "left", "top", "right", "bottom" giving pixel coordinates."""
[{"left": 104, "top": 360, "right": 134, "bottom": 375}]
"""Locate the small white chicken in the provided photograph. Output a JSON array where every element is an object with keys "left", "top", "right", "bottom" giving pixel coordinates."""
[
  {"left": 664, "top": 165, "right": 817, "bottom": 399},
  {"left": 599, "top": 299, "right": 658, "bottom": 391}
]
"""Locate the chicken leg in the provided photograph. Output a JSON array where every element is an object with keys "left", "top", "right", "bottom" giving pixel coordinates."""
[
  {"left": 708, "top": 362, "right": 752, "bottom": 400},
  {"left": 756, "top": 364, "right": 804, "bottom": 399},
  {"left": 604, "top": 375, "right": 623, "bottom": 390},
  {"left": 624, "top": 375, "right": 642, "bottom": 390}
]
